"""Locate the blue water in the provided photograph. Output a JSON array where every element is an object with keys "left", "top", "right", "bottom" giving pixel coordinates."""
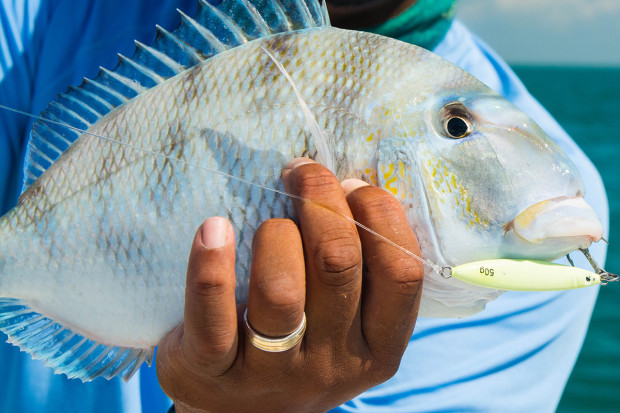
[{"left": 513, "top": 66, "right": 620, "bottom": 412}]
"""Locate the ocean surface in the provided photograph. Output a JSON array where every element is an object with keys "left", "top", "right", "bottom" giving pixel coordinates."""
[{"left": 512, "top": 66, "right": 620, "bottom": 413}]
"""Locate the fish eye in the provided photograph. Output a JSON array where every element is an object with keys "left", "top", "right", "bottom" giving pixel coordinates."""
[
  {"left": 439, "top": 102, "right": 474, "bottom": 139},
  {"left": 446, "top": 117, "right": 470, "bottom": 138}
]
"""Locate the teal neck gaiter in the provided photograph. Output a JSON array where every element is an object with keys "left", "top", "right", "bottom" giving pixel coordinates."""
[{"left": 364, "top": 0, "right": 459, "bottom": 50}]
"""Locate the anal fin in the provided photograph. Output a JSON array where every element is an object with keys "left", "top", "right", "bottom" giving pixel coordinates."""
[{"left": 0, "top": 298, "right": 153, "bottom": 382}]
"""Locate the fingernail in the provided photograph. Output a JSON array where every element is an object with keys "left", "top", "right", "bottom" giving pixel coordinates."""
[
  {"left": 285, "top": 157, "right": 315, "bottom": 170},
  {"left": 202, "top": 217, "right": 229, "bottom": 249},
  {"left": 341, "top": 179, "right": 369, "bottom": 194}
]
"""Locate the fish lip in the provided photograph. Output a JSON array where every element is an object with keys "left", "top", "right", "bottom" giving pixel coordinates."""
[{"left": 506, "top": 195, "right": 603, "bottom": 244}]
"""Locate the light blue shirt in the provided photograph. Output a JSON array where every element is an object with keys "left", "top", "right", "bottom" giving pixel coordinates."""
[
  {"left": 1, "top": 1, "right": 194, "bottom": 411},
  {"left": 332, "top": 20, "right": 609, "bottom": 413},
  {"left": 0, "top": 1, "right": 609, "bottom": 412}
]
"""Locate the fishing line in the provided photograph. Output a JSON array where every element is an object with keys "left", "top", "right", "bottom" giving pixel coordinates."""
[
  {"left": 0, "top": 103, "right": 442, "bottom": 274},
  {"left": 2, "top": 104, "right": 617, "bottom": 289},
  {"left": 259, "top": 45, "right": 336, "bottom": 173}
]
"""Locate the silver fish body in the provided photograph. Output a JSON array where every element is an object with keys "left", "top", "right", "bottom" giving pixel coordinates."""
[
  {"left": 0, "top": 0, "right": 604, "bottom": 381},
  {"left": 3, "top": 28, "right": 405, "bottom": 347}
]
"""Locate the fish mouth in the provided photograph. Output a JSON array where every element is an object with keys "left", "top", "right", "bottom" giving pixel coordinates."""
[{"left": 504, "top": 196, "right": 603, "bottom": 260}]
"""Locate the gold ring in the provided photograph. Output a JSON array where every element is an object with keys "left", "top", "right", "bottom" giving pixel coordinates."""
[{"left": 243, "top": 308, "right": 306, "bottom": 352}]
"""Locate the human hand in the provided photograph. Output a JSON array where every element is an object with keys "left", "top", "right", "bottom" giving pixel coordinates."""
[{"left": 157, "top": 158, "right": 424, "bottom": 413}]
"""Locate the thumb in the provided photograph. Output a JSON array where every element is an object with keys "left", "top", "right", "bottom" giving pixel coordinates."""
[
  {"left": 161, "top": 217, "right": 239, "bottom": 375},
  {"left": 157, "top": 217, "right": 238, "bottom": 410}
]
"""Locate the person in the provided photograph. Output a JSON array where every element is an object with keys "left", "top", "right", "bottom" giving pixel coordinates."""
[{"left": 0, "top": 0, "right": 608, "bottom": 412}]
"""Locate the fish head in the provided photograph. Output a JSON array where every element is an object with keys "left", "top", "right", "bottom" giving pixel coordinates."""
[
  {"left": 416, "top": 91, "right": 603, "bottom": 262},
  {"left": 375, "top": 80, "right": 603, "bottom": 316}
]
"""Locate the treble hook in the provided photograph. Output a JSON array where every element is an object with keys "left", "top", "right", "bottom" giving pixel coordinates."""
[
  {"left": 566, "top": 254, "right": 575, "bottom": 267},
  {"left": 579, "top": 248, "right": 619, "bottom": 286}
]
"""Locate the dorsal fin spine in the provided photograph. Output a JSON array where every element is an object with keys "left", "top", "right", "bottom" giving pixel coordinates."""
[
  {"left": 102, "top": 351, "right": 127, "bottom": 377},
  {"left": 67, "top": 85, "right": 114, "bottom": 115},
  {"left": 58, "top": 93, "right": 101, "bottom": 123},
  {"left": 48, "top": 101, "right": 92, "bottom": 129},
  {"left": 117, "top": 54, "right": 164, "bottom": 86},
  {"left": 24, "top": 143, "right": 50, "bottom": 168},
  {"left": 28, "top": 144, "right": 55, "bottom": 165},
  {"left": 28, "top": 327, "right": 68, "bottom": 353},
  {"left": 155, "top": 24, "right": 205, "bottom": 65},
  {"left": 82, "top": 78, "right": 129, "bottom": 106},
  {"left": 134, "top": 40, "right": 185, "bottom": 75},
  {"left": 35, "top": 123, "right": 74, "bottom": 150},
  {"left": 238, "top": 0, "right": 272, "bottom": 36},
  {"left": 198, "top": 0, "right": 249, "bottom": 45},
  {"left": 45, "top": 103, "right": 88, "bottom": 132},
  {"left": 125, "top": 350, "right": 152, "bottom": 379},
  {"left": 99, "top": 67, "right": 147, "bottom": 95},
  {"left": 177, "top": 8, "right": 228, "bottom": 55},
  {"left": 30, "top": 129, "right": 74, "bottom": 163},
  {"left": 320, "top": 0, "right": 330, "bottom": 26},
  {"left": 270, "top": 0, "right": 294, "bottom": 31},
  {"left": 296, "top": 0, "right": 315, "bottom": 27}
]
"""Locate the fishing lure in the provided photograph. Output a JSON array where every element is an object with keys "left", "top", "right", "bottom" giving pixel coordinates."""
[{"left": 441, "top": 256, "right": 618, "bottom": 291}]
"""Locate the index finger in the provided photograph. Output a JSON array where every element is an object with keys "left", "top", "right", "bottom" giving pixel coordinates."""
[
  {"left": 346, "top": 185, "right": 424, "bottom": 357},
  {"left": 282, "top": 159, "right": 363, "bottom": 346}
]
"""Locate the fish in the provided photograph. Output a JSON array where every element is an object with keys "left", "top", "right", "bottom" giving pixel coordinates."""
[{"left": 0, "top": 0, "right": 605, "bottom": 382}]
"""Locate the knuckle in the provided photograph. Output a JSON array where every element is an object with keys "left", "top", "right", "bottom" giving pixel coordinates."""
[
  {"left": 304, "top": 356, "right": 340, "bottom": 389},
  {"left": 382, "top": 258, "right": 424, "bottom": 296},
  {"left": 312, "top": 229, "right": 362, "bottom": 283},
  {"left": 370, "top": 188, "right": 404, "bottom": 210},
  {"left": 371, "top": 202, "right": 407, "bottom": 230},
  {"left": 368, "top": 331, "right": 412, "bottom": 384},
  {"left": 255, "top": 280, "right": 305, "bottom": 320},
  {"left": 296, "top": 164, "right": 337, "bottom": 182},
  {"left": 351, "top": 186, "right": 404, "bottom": 215},
  {"left": 294, "top": 166, "right": 340, "bottom": 196},
  {"left": 371, "top": 357, "right": 402, "bottom": 384},
  {"left": 173, "top": 319, "right": 235, "bottom": 364},
  {"left": 193, "top": 329, "right": 235, "bottom": 359},
  {"left": 187, "top": 275, "right": 230, "bottom": 299},
  {"left": 368, "top": 345, "right": 405, "bottom": 384}
]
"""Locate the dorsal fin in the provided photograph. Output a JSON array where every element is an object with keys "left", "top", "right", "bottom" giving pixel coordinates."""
[{"left": 23, "top": 0, "right": 330, "bottom": 190}]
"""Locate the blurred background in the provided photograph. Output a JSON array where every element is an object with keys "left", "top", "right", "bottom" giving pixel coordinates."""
[{"left": 457, "top": 1, "right": 620, "bottom": 411}]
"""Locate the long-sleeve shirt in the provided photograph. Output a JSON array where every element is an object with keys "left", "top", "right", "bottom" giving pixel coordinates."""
[{"left": 0, "top": 1, "right": 608, "bottom": 412}]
